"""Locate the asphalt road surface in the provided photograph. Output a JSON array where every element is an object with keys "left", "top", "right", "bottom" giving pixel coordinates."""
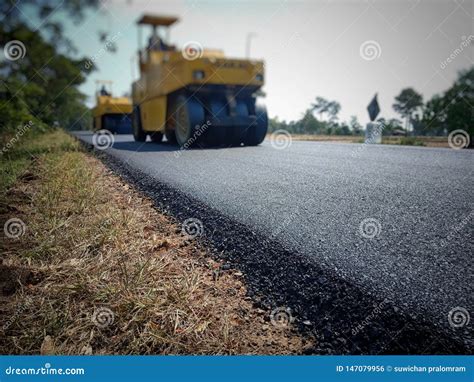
[{"left": 73, "top": 131, "right": 473, "bottom": 354}]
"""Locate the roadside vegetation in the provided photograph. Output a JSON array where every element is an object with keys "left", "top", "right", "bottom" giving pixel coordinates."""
[
  {"left": 0, "top": 0, "right": 471, "bottom": 357},
  {"left": 283, "top": 134, "right": 454, "bottom": 148},
  {"left": 2, "top": 1, "right": 472, "bottom": 148},
  {"left": 0, "top": 1, "right": 314, "bottom": 356},
  {"left": 269, "top": 67, "right": 474, "bottom": 147},
  {"left": 0, "top": 8, "right": 93, "bottom": 134},
  {"left": 0, "top": 130, "right": 77, "bottom": 196},
  {"left": 0, "top": 130, "right": 310, "bottom": 354}
]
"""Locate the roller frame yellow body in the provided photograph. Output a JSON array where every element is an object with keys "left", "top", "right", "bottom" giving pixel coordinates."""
[
  {"left": 132, "top": 51, "right": 265, "bottom": 133},
  {"left": 132, "top": 14, "right": 268, "bottom": 146},
  {"left": 92, "top": 95, "right": 132, "bottom": 131}
]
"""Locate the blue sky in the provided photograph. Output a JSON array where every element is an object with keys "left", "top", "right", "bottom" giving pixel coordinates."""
[{"left": 23, "top": 0, "right": 474, "bottom": 124}]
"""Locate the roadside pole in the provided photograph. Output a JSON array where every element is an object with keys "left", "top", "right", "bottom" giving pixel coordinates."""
[{"left": 365, "top": 93, "right": 381, "bottom": 144}]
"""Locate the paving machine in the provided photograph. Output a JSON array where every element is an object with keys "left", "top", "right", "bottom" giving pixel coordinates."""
[
  {"left": 92, "top": 80, "right": 133, "bottom": 134},
  {"left": 131, "top": 14, "right": 268, "bottom": 146}
]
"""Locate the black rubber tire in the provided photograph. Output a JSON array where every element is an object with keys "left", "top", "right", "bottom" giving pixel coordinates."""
[
  {"left": 172, "top": 95, "right": 205, "bottom": 147},
  {"left": 132, "top": 106, "right": 146, "bottom": 142},
  {"left": 150, "top": 132, "right": 163, "bottom": 143},
  {"left": 165, "top": 129, "right": 177, "bottom": 144},
  {"left": 245, "top": 102, "right": 268, "bottom": 146},
  {"left": 101, "top": 115, "right": 108, "bottom": 132},
  {"left": 204, "top": 97, "right": 224, "bottom": 146},
  {"left": 165, "top": 95, "right": 178, "bottom": 144},
  {"left": 101, "top": 115, "right": 117, "bottom": 134},
  {"left": 233, "top": 100, "right": 250, "bottom": 146}
]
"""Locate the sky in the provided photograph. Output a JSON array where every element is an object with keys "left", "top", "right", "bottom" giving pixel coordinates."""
[{"left": 24, "top": 0, "right": 474, "bottom": 124}]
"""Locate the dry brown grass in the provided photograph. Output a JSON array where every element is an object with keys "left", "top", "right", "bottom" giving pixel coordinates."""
[
  {"left": 0, "top": 131, "right": 312, "bottom": 355},
  {"left": 286, "top": 134, "right": 361, "bottom": 143},
  {"left": 281, "top": 134, "right": 450, "bottom": 147},
  {"left": 381, "top": 136, "right": 449, "bottom": 147}
]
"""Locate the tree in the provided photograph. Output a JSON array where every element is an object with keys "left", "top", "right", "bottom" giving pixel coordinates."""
[
  {"left": 442, "top": 67, "right": 473, "bottom": 145},
  {"left": 385, "top": 118, "right": 403, "bottom": 135},
  {"left": 311, "top": 97, "right": 341, "bottom": 123},
  {"left": 0, "top": 1, "right": 112, "bottom": 133},
  {"left": 411, "top": 114, "right": 425, "bottom": 136},
  {"left": 334, "top": 123, "right": 351, "bottom": 136},
  {"left": 392, "top": 88, "right": 423, "bottom": 135},
  {"left": 299, "top": 109, "right": 321, "bottom": 134},
  {"left": 2, "top": 1, "right": 101, "bottom": 51},
  {"left": 422, "top": 66, "right": 473, "bottom": 144},
  {"left": 349, "top": 116, "right": 363, "bottom": 135},
  {"left": 268, "top": 117, "right": 281, "bottom": 133},
  {"left": 327, "top": 101, "right": 341, "bottom": 123},
  {"left": 0, "top": 23, "right": 93, "bottom": 132},
  {"left": 422, "top": 95, "right": 447, "bottom": 136},
  {"left": 311, "top": 97, "right": 330, "bottom": 121}
]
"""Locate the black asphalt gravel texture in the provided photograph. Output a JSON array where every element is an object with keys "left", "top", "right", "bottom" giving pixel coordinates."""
[{"left": 73, "top": 132, "right": 473, "bottom": 354}]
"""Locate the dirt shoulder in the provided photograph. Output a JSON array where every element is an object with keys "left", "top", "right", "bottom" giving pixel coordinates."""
[
  {"left": 276, "top": 134, "right": 450, "bottom": 148},
  {"left": 0, "top": 130, "right": 313, "bottom": 354}
]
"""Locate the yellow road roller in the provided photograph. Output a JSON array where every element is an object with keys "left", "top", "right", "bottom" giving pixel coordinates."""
[
  {"left": 92, "top": 80, "right": 133, "bottom": 134},
  {"left": 131, "top": 14, "right": 268, "bottom": 146}
]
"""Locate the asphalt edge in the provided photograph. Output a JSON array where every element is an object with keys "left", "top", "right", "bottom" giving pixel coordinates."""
[{"left": 74, "top": 135, "right": 470, "bottom": 355}]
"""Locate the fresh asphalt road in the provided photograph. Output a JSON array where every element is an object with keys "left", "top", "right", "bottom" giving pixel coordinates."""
[{"left": 74, "top": 131, "right": 473, "bottom": 341}]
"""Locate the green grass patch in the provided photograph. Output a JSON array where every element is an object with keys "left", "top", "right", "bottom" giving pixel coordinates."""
[
  {"left": 382, "top": 137, "right": 426, "bottom": 146},
  {"left": 0, "top": 129, "right": 80, "bottom": 197},
  {"left": 399, "top": 137, "right": 425, "bottom": 146},
  {"left": 1, "top": 129, "right": 307, "bottom": 355},
  {"left": 0, "top": 157, "right": 30, "bottom": 196}
]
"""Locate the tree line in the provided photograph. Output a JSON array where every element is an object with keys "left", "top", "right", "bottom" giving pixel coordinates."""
[
  {"left": 1, "top": 1, "right": 472, "bottom": 146},
  {"left": 269, "top": 66, "right": 474, "bottom": 139},
  {"left": 0, "top": 1, "right": 104, "bottom": 136}
]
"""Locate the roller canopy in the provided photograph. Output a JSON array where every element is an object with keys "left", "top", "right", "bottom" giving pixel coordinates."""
[{"left": 137, "top": 14, "right": 179, "bottom": 27}]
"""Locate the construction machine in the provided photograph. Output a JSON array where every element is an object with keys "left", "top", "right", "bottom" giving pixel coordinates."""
[
  {"left": 131, "top": 14, "right": 268, "bottom": 146},
  {"left": 92, "top": 80, "right": 133, "bottom": 134}
]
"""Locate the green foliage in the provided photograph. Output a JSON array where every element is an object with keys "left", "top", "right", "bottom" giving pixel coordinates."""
[
  {"left": 441, "top": 67, "right": 473, "bottom": 137},
  {"left": 272, "top": 67, "right": 472, "bottom": 143},
  {"left": 0, "top": 130, "right": 80, "bottom": 197},
  {"left": 335, "top": 123, "right": 351, "bottom": 136},
  {"left": 2, "top": 0, "right": 100, "bottom": 52},
  {"left": 0, "top": 1, "right": 103, "bottom": 135},
  {"left": 269, "top": 109, "right": 326, "bottom": 135},
  {"left": 1, "top": 22, "right": 94, "bottom": 133},
  {"left": 377, "top": 117, "right": 403, "bottom": 136},
  {"left": 311, "top": 96, "right": 341, "bottom": 122},
  {"left": 421, "top": 66, "right": 473, "bottom": 143},
  {"left": 393, "top": 88, "right": 423, "bottom": 120},
  {"left": 0, "top": 156, "right": 30, "bottom": 197},
  {"left": 299, "top": 109, "right": 322, "bottom": 134},
  {"left": 388, "top": 70, "right": 474, "bottom": 141},
  {"left": 399, "top": 137, "right": 425, "bottom": 146},
  {"left": 270, "top": 97, "right": 347, "bottom": 135},
  {"left": 1, "top": 0, "right": 471, "bottom": 146},
  {"left": 349, "top": 116, "right": 363, "bottom": 135},
  {"left": 422, "top": 94, "right": 446, "bottom": 135}
]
